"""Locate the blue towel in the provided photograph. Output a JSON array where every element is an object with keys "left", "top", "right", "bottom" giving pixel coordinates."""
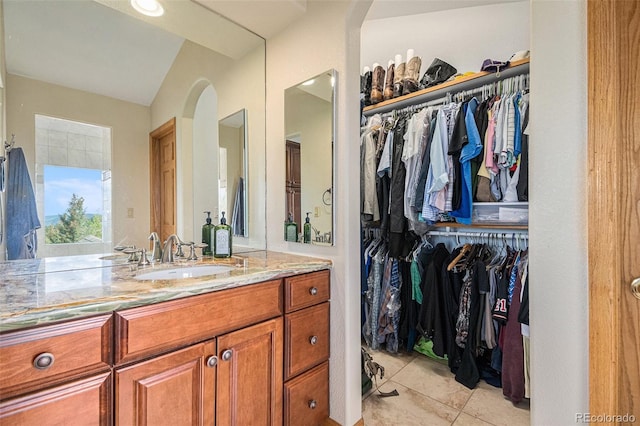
[
  {"left": 231, "top": 177, "right": 245, "bottom": 236},
  {"left": 7, "top": 148, "right": 41, "bottom": 260}
]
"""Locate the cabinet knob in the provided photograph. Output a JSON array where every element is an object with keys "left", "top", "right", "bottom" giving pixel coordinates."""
[
  {"left": 33, "top": 352, "right": 55, "bottom": 370},
  {"left": 206, "top": 355, "right": 218, "bottom": 368},
  {"left": 309, "top": 286, "right": 318, "bottom": 296},
  {"left": 309, "top": 335, "right": 318, "bottom": 345},
  {"left": 221, "top": 349, "right": 233, "bottom": 361},
  {"left": 308, "top": 400, "right": 317, "bottom": 409},
  {"left": 632, "top": 277, "right": 640, "bottom": 300}
]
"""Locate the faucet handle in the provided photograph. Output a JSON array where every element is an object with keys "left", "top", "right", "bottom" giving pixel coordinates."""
[
  {"left": 185, "top": 243, "right": 199, "bottom": 261},
  {"left": 122, "top": 246, "right": 139, "bottom": 262},
  {"left": 138, "top": 248, "right": 151, "bottom": 266}
]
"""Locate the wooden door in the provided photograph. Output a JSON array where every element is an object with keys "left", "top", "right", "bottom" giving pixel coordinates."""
[
  {"left": 588, "top": 0, "right": 640, "bottom": 418},
  {"left": 0, "top": 372, "right": 112, "bottom": 425},
  {"left": 286, "top": 141, "right": 301, "bottom": 226},
  {"left": 115, "top": 340, "right": 216, "bottom": 426},
  {"left": 286, "top": 140, "right": 301, "bottom": 188},
  {"left": 150, "top": 118, "right": 177, "bottom": 242},
  {"left": 216, "top": 318, "right": 283, "bottom": 425}
]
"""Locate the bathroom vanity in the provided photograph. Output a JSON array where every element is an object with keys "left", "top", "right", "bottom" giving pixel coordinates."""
[{"left": 0, "top": 252, "right": 331, "bottom": 425}]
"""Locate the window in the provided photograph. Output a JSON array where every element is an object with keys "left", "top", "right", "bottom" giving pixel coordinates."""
[{"left": 35, "top": 115, "right": 112, "bottom": 257}]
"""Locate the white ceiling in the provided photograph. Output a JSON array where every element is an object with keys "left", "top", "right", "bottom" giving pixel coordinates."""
[
  {"left": 364, "top": 0, "right": 525, "bottom": 21},
  {"left": 2, "top": 0, "right": 523, "bottom": 107},
  {"left": 3, "top": 0, "right": 185, "bottom": 106}
]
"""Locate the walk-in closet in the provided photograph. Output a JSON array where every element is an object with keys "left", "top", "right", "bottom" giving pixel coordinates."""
[{"left": 359, "top": 2, "right": 531, "bottom": 424}]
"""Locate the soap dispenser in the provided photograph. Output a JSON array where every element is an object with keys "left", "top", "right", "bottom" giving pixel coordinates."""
[
  {"left": 202, "top": 211, "right": 214, "bottom": 256},
  {"left": 213, "top": 211, "right": 232, "bottom": 258},
  {"left": 303, "top": 212, "right": 312, "bottom": 244},
  {"left": 284, "top": 213, "right": 298, "bottom": 242}
]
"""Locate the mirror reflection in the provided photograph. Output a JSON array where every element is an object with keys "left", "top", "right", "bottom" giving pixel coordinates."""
[
  {"left": 218, "top": 110, "right": 248, "bottom": 237},
  {"left": 1, "top": 0, "right": 266, "bottom": 260},
  {"left": 284, "top": 70, "right": 335, "bottom": 245}
]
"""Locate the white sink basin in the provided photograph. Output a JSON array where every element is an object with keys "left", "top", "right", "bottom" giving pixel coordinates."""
[{"left": 134, "top": 265, "right": 233, "bottom": 281}]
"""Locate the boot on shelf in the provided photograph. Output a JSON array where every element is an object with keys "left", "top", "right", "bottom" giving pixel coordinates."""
[
  {"left": 393, "top": 54, "right": 405, "bottom": 98},
  {"left": 361, "top": 66, "right": 372, "bottom": 106},
  {"left": 402, "top": 49, "right": 422, "bottom": 95},
  {"left": 370, "top": 63, "right": 385, "bottom": 104},
  {"left": 383, "top": 60, "right": 395, "bottom": 101}
]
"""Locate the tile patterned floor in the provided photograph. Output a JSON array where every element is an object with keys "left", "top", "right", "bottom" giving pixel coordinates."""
[{"left": 362, "top": 349, "right": 530, "bottom": 426}]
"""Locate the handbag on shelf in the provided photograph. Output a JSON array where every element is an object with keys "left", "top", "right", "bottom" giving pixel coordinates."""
[{"left": 419, "top": 58, "right": 458, "bottom": 89}]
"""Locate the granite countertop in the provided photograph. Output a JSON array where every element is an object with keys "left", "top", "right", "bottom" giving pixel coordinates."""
[{"left": 0, "top": 251, "right": 331, "bottom": 332}]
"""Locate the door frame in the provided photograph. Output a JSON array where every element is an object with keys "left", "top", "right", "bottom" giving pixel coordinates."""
[
  {"left": 588, "top": 0, "right": 640, "bottom": 415},
  {"left": 149, "top": 118, "right": 177, "bottom": 240}
]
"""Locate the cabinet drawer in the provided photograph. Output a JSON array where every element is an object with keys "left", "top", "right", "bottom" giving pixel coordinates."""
[
  {"left": 115, "top": 279, "right": 282, "bottom": 365},
  {"left": 0, "top": 371, "right": 112, "bottom": 425},
  {"left": 284, "top": 270, "right": 330, "bottom": 313},
  {"left": 0, "top": 314, "right": 112, "bottom": 399},
  {"left": 284, "top": 362, "right": 329, "bottom": 426},
  {"left": 285, "top": 302, "right": 329, "bottom": 380}
]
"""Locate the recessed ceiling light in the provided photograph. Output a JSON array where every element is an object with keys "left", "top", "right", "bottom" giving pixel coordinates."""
[
  {"left": 302, "top": 79, "right": 315, "bottom": 86},
  {"left": 131, "top": 0, "right": 164, "bottom": 17}
]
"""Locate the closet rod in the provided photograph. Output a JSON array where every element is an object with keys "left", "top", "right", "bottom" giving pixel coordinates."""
[
  {"left": 363, "top": 61, "right": 530, "bottom": 117},
  {"left": 427, "top": 230, "right": 528, "bottom": 239}
]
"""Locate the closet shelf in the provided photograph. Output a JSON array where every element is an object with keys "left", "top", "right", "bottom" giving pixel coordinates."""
[{"left": 363, "top": 58, "right": 530, "bottom": 116}]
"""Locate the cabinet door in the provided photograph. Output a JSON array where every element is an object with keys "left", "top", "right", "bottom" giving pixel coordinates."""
[
  {"left": 216, "top": 318, "right": 283, "bottom": 426},
  {"left": 0, "top": 371, "right": 111, "bottom": 425},
  {"left": 115, "top": 340, "right": 216, "bottom": 426}
]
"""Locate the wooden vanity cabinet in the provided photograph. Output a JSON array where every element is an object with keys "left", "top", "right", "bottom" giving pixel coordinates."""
[
  {"left": 0, "top": 270, "right": 330, "bottom": 425},
  {"left": 115, "top": 318, "right": 283, "bottom": 426},
  {"left": 114, "top": 280, "right": 284, "bottom": 425},
  {"left": 0, "top": 314, "right": 113, "bottom": 424},
  {"left": 283, "top": 270, "right": 331, "bottom": 425}
]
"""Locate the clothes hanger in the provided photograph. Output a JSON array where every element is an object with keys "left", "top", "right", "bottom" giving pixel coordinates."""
[{"left": 447, "top": 242, "right": 472, "bottom": 271}]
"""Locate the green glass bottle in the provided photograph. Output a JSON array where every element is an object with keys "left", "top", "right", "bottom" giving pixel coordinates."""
[
  {"left": 303, "top": 212, "right": 312, "bottom": 243},
  {"left": 213, "top": 211, "right": 232, "bottom": 258},
  {"left": 284, "top": 213, "right": 298, "bottom": 242},
  {"left": 201, "top": 211, "right": 213, "bottom": 256}
]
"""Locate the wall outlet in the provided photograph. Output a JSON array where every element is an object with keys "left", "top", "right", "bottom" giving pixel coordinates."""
[
  {"left": 127, "top": 208, "right": 134, "bottom": 218},
  {"left": 314, "top": 207, "right": 320, "bottom": 217}
]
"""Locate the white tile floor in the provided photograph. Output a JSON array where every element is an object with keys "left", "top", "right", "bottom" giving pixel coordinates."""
[{"left": 362, "top": 348, "right": 530, "bottom": 426}]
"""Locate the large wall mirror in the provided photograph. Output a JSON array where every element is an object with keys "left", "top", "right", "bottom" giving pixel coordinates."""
[
  {"left": 2, "top": 0, "right": 266, "bottom": 260},
  {"left": 284, "top": 70, "right": 335, "bottom": 246}
]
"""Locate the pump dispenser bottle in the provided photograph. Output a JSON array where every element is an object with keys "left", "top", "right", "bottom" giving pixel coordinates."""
[
  {"left": 303, "top": 212, "right": 312, "bottom": 243},
  {"left": 284, "top": 213, "right": 298, "bottom": 242},
  {"left": 202, "top": 211, "right": 214, "bottom": 255},
  {"left": 213, "top": 211, "right": 232, "bottom": 258}
]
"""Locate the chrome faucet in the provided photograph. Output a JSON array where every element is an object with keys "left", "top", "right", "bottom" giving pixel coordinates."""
[
  {"left": 148, "top": 232, "right": 162, "bottom": 262},
  {"left": 161, "top": 234, "right": 181, "bottom": 263}
]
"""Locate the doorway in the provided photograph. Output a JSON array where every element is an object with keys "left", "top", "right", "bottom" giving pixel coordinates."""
[{"left": 149, "top": 118, "right": 177, "bottom": 243}]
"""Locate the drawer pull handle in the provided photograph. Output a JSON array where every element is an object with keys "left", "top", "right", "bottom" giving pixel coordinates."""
[
  {"left": 222, "top": 349, "right": 233, "bottom": 361},
  {"left": 309, "top": 287, "right": 318, "bottom": 296},
  {"left": 206, "top": 355, "right": 218, "bottom": 368},
  {"left": 309, "top": 335, "right": 318, "bottom": 345},
  {"left": 308, "top": 400, "right": 317, "bottom": 409},
  {"left": 33, "top": 353, "right": 55, "bottom": 370}
]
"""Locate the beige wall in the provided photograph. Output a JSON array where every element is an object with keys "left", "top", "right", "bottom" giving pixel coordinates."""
[
  {"left": 5, "top": 74, "right": 151, "bottom": 252},
  {"left": 529, "top": 1, "right": 589, "bottom": 423},
  {"left": 150, "top": 40, "right": 265, "bottom": 249},
  {"left": 266, "top": 1, "right": 372, "bottom": 423}
]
